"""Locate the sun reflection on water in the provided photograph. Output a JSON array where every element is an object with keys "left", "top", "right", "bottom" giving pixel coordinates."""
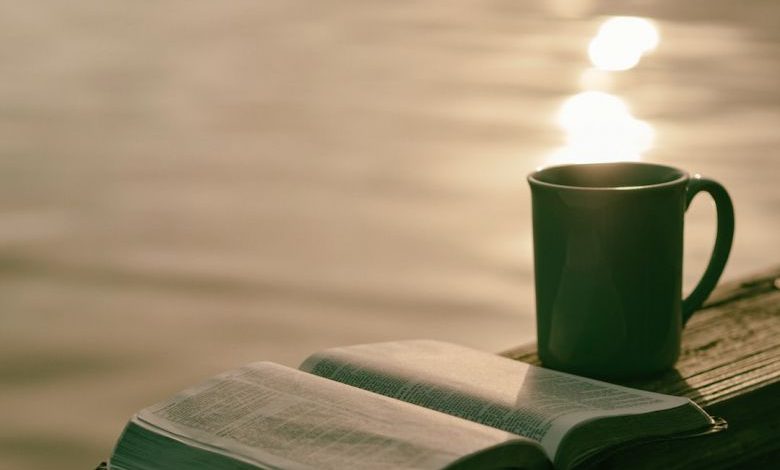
[
  {"left": 545, "top": 16, "right": 660, "bottom": 166},
  {"left": 589, "top": 17, "right": 659, "bottom": 71},
  {"left": 548, "top": 91, "right": 654, "bottom": 164}
]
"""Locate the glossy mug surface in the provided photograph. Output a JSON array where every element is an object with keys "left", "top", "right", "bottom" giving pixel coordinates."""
[{"left": 528, "top": 162, "right": 734, "bottom": 379}]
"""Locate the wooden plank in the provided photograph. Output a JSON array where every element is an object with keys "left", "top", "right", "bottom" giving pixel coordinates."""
[
  {"left": 502, "top": 265, "right": 780, "bottom": 406},
  {"left": 503, "top": 265, "right": 780, "bottom": 469},
  {"left": 99, "top": 267, "right": 779, "bottom": 469}
]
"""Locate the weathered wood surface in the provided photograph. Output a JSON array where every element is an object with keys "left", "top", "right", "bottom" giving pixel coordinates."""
[
  {"left": 503, "top": 265, "right": 780, "bottom": 469},
  {"left": 97, "top": 267, "right": 779, "bottom": 470}
]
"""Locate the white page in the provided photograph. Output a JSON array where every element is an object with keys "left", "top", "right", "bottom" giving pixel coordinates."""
[
  {"left": 136, "top": 362, "right": 539, "bottom": 470},
  {"left": 300, "top": 340, "right": 705, "bottom": 459}
]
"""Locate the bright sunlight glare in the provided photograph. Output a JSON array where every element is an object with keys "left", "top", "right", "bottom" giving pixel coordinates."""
[
  {"left": 588, "top": 17, "right": 660, "bottom": 71},
  {"left": 546, "top": 91, "right": 655, "bottom": 165}
]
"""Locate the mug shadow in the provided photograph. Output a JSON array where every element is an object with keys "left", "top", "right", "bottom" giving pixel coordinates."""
[{"left": 614, "top": 368, "right": 704, "bottom": 404}]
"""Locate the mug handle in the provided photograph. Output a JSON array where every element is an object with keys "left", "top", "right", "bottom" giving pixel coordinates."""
[{"left": 682, "top": 175, "right": 735, "bottom": 324}]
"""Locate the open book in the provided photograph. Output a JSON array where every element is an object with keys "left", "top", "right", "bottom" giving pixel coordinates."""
[{"left": 108, "top": 340, "right": 723, "bottom": 470}]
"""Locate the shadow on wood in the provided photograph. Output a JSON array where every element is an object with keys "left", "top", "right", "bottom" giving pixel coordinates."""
[{"left": 503, "top": 265, "right": 780, "bottom": 469}]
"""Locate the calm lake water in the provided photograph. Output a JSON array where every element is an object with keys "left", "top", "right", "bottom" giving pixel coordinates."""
[{"left": 1, "top": 1, "right": 778, "bottom": 468}]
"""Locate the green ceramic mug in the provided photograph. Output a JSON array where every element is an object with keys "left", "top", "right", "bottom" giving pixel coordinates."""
[{"left": 528, "top": 162, "right": 734, "bottom": 379}]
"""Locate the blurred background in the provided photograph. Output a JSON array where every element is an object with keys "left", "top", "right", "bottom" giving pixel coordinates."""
[{"left": 1, "top": 0, "right": 778, "bottom": 468}]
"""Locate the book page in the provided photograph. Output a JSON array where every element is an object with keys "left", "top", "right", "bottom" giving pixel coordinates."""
[
  {"left": 135, "top": 362, "right": 545, "bottom": 470},
  {"left": 300, "top": 340, "right": 705, "bottom": 459}
]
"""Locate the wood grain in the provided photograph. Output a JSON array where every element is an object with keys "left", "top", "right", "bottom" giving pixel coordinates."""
[
  {"left": 502, "top": 266, "right": 780, "bottom": 469},
  {"left": 502, "top": 265, "right": 780, "bottom": 405}
]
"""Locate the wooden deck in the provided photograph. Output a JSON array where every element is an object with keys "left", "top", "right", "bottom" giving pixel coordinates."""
[
  {"left": 96, "top": 266, "right": 780, "bottom": 470},
  {"left": 97, "top": 266, "right": 779, "bottom": 469},
  {"left": 504, "top": 265, "right": 780, "bottom": 469}
]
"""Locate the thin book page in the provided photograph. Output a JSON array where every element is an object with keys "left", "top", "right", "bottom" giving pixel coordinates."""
[
  {"left": 300, "top": 340, "right": 706, "bottom": 459},
  {"left": 135, "top": 362, "right": 532, "bottom": 470}
]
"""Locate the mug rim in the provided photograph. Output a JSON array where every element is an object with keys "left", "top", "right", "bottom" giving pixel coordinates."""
[{"left": 527, "top": 161, "right": 689, "bottom": 191}]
